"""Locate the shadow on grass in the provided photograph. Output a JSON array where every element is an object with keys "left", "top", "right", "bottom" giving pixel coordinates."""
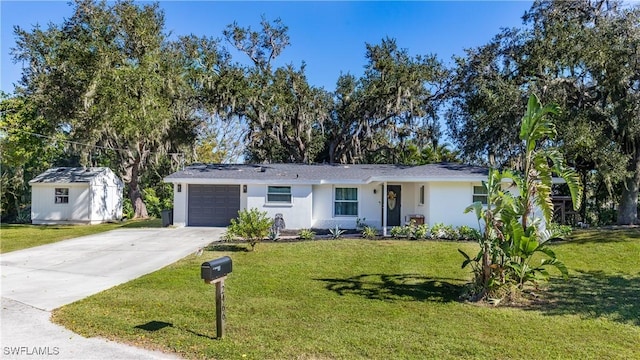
[
  {"left": 206, "top": 243, "right": 249, "bottom": 252},
  {"left": 528, "top": 270, "right": 640, "bottom": 326},
  {"left": 134, "top": 320, "right": 216, "bottom": 340},
  {"left": 564, "top": 228, "right": 640, "bottom": 244},
  {"left": 316, "top": 274, "right": 465, "bottom": 302}
]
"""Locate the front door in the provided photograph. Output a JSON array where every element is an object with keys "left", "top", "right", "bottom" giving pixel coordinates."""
[{"left": 386, "top": 185, "right": 401, "bottom": 227}]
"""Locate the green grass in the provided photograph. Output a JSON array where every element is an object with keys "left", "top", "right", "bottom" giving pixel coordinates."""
[
  {"left": 52, "top": 230, "right": 640, "bottom": 360},
  {"left": 0, "top": 219, "right": 161, "bottom": 253}
]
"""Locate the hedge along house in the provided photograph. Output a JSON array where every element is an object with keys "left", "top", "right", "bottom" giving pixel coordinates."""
[
  {"left": 164, "top": 163, "right": 491, "bottom": 235},
  {"left": 30, "top": 167, "right": 124, "bottom": 225}
]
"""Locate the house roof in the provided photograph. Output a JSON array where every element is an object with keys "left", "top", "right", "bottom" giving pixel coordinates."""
[
  {"left": 29, "top": 167, "right": 112, "bottom": 184},
  {"left": 164, "top": 163, "right": 489, "bottom": 185}
]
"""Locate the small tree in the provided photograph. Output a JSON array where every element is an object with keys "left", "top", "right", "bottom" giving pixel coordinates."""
[
  {"left": 227, "top": 208, "right": 273, "bottom": 251},
  {"left": 460, "top": 94, "right": 582, "bottom": 302}
]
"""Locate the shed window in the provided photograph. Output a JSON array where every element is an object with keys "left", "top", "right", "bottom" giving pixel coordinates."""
[
  {"left": 472, "top": 185, "right": 488, "bottom": 205},
  {"left": 267, "top": 186, "right": 292, "bottom": 203},
  {"left": 55, "top": 188, "right": 69, "bottom": 204},
  {"left": 419, "top": 185, "right": 425, "bottom": 205},
  {"left": 334, "top": 187, "right": 358, "bottom": 216}
]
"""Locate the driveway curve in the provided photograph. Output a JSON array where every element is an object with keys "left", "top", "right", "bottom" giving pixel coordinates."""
[{"left": 1, "top": 226, "right": 223, "bottom": 359}]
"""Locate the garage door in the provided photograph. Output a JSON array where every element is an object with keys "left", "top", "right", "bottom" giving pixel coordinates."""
[{"left": 188, "top": 185, "right": 240, "bottom": 226}]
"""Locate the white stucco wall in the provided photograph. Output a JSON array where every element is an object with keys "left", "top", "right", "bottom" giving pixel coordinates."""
[
  {"left": 31, "top": 184, "right": 90, "bottom": 224},
  {"left": 427, "top": 181, "right": 479, "bottom": 228},
  {"left": 173, "top": 183, "right": 187, "bottom": 227},
  {"left": 246, "top": 184, "right": 313, "bottom": 229},
  {"left": 311, "top": 184, "right": 383, "bottom": 229},
  {"left": 169, "top": 179, "right": 489, "bottom": 230}
]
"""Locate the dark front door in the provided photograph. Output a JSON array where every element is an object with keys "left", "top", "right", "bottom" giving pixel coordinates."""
[{"left": 386, "top": 185, "right": 401, "bottom": 227}]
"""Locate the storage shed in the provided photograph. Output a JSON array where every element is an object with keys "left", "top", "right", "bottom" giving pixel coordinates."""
[{"left": 30, "top": 167, "right": 124, "bottom": 225}]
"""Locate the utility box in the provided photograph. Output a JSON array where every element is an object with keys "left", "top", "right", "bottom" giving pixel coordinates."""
[{"left": 201, "top": 256, "right": 232, "bottom": 283}]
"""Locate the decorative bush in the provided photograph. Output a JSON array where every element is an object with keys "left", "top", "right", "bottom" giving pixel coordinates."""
[
  {"left": 268, "top": 229, "right": 280, "bottom": 241},
  {"left": 547, "top": 223, "right": 573, "bottom": 239},
  {"left": 413, "top": 224, "right": 430, "bottom": 240},
  {"left": 457, "top": 225, "right": 481, "bottom": 241},
  {"left": 329, "top": 225, "right": 346, "bottom": 239},
  {"left": 390, "top": 225, "right": 411, "bottom": 238},
  {"left": 431, "top": 223, "right": 458, "bottom": 240},
  {"left": 361, "top": 226, "right": 378, "bottom": 239},
  {"left": 227, "top": 208, "right": 273, "bottom": 251},
  {"left": 298, "top": 228, "right": 316, "bottom": 240}
]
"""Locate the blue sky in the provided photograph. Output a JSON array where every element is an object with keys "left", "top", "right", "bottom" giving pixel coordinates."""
[{"left": 1, "top": 1, "right": 533, "bottom": 93}]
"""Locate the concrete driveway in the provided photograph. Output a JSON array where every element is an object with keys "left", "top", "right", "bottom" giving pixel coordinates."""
[{"left": 1, "top": 226, "right": 224, "bottom": 359}]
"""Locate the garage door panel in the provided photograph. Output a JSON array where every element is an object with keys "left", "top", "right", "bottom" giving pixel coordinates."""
[{"left": 188, "top": 185, "right": 240, "bottom": 226}]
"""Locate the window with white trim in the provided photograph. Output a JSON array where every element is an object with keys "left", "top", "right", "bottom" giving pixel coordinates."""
[
  {"left": 55, "top": 188, "right": 69, "bottom": 204},
  {"left": 267, "top": 186, "right": 292, "bottom": 203},
  {"left": 419, "top": 185, "right": 425, "bottom": 205},
  {"left": 472, "top": 185, "right": 488, "bottom": 205},
  {"left": 334, "top": 187, "right": 358, "bottom": 216}
]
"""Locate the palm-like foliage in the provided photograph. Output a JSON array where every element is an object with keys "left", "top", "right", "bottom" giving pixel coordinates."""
[
  {"left": 460, "top": 94, "right": 582, "bottom": 302},
  {"left": 519, "top": 94, "right": 582, "bottom": 228}
]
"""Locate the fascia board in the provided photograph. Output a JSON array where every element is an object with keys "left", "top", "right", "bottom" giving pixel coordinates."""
[
  {"left": 369, "top": 176, "right": 490, "bottom": 183},
  {"left": 163, "top": 177, "right": 322, "bottom": 185}
]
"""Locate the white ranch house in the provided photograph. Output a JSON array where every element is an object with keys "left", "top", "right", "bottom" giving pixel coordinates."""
[
  {"left": 30, "top": 167, "right": 124, "bottom": 225},
  {"left": 164, "top": 163, "right": 492, "bottom": 234}
]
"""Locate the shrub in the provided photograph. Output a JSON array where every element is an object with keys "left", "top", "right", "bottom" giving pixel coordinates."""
[
  {"left": 390, "top": 225, "right": 412, "bottom": 238},
  {"left": 122, "top": 198, "right": 134, "bottom": 220},
  {"left": 413, "top": 224, "right": 430, "bottom": 240},
  {"left": 298, "top": 228, "right": 316, "bottom": 240},
  {"left": 361, "top": 226, "right": 378, "bottom": 239},
  {"left": 227, "top": 208, "right": 273, "bottom": 251},
  {"left": 220, "top": 231, "right": 235, "bottom": 242},
  {"left": 431, "top": 223, "right": 458, "bottom": 240},
  {"left": 329, "top": 225, "right": 346, "bottom": 239},
  {"left": 547, "top": 223, "right": 572, "bottom": 239},
  {"left": 268, "top": 229, "right": 280, "bottom": 241},
  {"left": 457, "top": 225, "right": 481, "bottom": 241},
  {"left": 14, "top": 208, "right": 31, "bottom": 224}
]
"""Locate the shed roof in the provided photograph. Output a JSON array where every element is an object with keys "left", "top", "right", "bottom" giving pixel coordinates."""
[
  {"left": 29, "top": 167, "right": 112, "bottom": 184},
  {"left": 164, "top": 163, "right": 489, "bottom": 184}
]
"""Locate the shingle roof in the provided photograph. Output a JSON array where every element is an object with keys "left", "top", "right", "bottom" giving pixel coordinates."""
[
  {"left": 29, "top": 167, "right": 110, "bottom": 184},
  {"left": 164, "top": 163, "right": 489, "bottom": 184}
]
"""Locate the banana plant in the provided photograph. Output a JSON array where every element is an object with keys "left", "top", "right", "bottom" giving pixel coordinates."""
[
  {"left": 460, "top": 94, "right": 582, "bottom": 301},
  {"left": 518, "top": 94, "right": 582, "bottom": 229},
  {"left": 502, "top": 218, "right": 569, "bottom": 288}
]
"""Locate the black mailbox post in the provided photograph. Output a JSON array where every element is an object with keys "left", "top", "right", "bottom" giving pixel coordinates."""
[
  {"left": 201, "top": 256, "right": 232, "bottom": 339},
  {"left": 201, "top": 256, "right": 232, "bottom": 283}
]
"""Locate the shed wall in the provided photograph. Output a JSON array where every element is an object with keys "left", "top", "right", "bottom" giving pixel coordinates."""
[{"left": 31, "top": 184, "right": 90, "bottom": 224}]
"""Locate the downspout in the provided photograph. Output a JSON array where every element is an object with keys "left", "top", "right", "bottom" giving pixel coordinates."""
[{"left": 383, "top": 182, "right": 388, "bottom": 236}]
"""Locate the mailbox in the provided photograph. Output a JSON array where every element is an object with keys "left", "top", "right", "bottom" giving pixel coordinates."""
[{"left": 201, "top": 256, "right": 232, "bottom": 282}]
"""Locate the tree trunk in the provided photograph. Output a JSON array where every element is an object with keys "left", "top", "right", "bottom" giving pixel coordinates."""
[
  {"left": 129, "top": 175, "right": 149, "bottom": 219},
  {"left": 618, "top": 153, "right": 640, "bottom": 225},
  {"left": 125, "top": 155, "right": 149, "bottom": 219},
  {"left": 618, "top": 176, "right": 639, "bottom": 225}
]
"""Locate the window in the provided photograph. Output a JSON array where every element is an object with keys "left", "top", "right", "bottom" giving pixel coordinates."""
[
  {"left": 55, "top": 188, "right": 69, "bottom": 204},
  {"left": 472, "top": 185, "right": 488, "bottom": 205},
  {"left": 267, "top": 186, "right": 292, "bottom": 203},
  {"left": 334, "top": 187, "right": 358, "bottom": 216},
  {"left": 419, "top": 185, "right": 425, "bottom": 205}
]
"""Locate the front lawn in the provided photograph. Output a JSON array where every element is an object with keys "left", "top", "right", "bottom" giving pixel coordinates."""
[
  {"left": 52, "top": 231, "right": 640, "bottom": 359},
  {"left": 0, "top": 219, "right": 161, "bottom": 253}
]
